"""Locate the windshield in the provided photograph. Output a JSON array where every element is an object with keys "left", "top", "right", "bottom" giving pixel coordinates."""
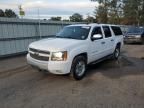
[
  {"left": 56, "top": 26, "right": 91, "bottom": 40},
  {"left": 127, "top": 27, "right": 144, "bottom": 34}
]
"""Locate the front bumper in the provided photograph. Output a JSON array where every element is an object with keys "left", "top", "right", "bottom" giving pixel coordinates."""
[{"left": 27, "top": 54, "right": 71, "bottom": 75}]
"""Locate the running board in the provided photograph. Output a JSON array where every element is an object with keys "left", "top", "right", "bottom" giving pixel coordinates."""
[{"left": 89, "top": 54, "right": 113, "bottom": 65}]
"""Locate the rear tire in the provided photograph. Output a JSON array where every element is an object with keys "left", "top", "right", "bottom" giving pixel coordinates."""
[
  {"left": 70, "top": 56, "right": 87, "bottom": 80},
  {"left": 113, "top": 46, "right": 120, "bottom": 60}
]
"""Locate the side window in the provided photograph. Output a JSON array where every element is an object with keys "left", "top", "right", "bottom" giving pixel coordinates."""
[
  {"left": 111, "top": 26, "right": 122, "bottom": 36},
  {"left": 102, "top": 26, "right": 112, "bottom": 38},
  {"left": 91, "top": 27, "right": 103, "bottom": 39}
]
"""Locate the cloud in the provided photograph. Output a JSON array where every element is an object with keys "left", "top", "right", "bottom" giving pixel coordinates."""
[
  {"left": 0, "top": 3, "right": 18, "bottom": 10},
  {"left": 0, "top": 0, "right": 99, "bottom": 19},
  {"left": 23, "top": 1, "right": 99, "bottom": 10},
  {"left": 23, "top": 1, "right": 99, "bottom": 18}
]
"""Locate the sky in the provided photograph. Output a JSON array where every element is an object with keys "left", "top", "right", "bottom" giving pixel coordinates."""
[{"left": 0, "top": 0, "right": 99, "bottom": 19}]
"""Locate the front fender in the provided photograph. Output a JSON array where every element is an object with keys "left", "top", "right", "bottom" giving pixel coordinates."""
[{"left": 68, "top": 44, "right": 89, "bottom": 63}]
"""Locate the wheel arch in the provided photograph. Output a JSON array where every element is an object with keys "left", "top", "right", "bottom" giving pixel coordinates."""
[
  {"left": 73, "top": 52, "right": 88, "bottom": 64},
  {"left": 116, "top": 42, "right": 121, "bottom": 48}
]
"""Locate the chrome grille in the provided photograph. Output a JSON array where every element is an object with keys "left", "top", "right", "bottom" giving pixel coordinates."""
[
  {"left": 29, "top": 48, "right": 50, "bottom": 55},
  {"left": 29, "top": 48, "right": 50, "bottom": 61},
  {"left": 30, "top": 53, "right": 49, "bottom": 61},
  {"left": 126, "top": 36, "right": 133, "bottom": 38}
]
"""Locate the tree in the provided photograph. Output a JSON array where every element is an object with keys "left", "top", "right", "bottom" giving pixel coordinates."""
[
  {"left": 122, "top": 0, "right": 144, "bottom": 25},
  {"left": 5, "top": 9, "right": 18, "bottom": 18},
  {"left": 0, "top": 9, "right": 5, "bottom": 17},
  {"left": 50, "top": 16, "right": 61, "bottom": 21},
  {"left": 91, "top": 0, "right": 110, "bottom": 23},
  {"left": 94, "top": 5, "right": 108, "bottom": 23},
  {"left": 91, "top": 0, "right": 144, "bottom": 25},
  {"left": 108, "top": 0, "right": 123, "bottom": 24},
  {"left": 62, "top": 19, "right": 70, "bottom": 22},
  {"left": 92, "top": 0, "right": 123, "bottom": 24},
  {"left": 69, "top": 13, "right": 83, "bottom": 22},
  {"left": 140, "top": 1, "right": 144, "bottom": 25},
  {"left": 84, "top": 15, "right": 96, "bottom": 23}
]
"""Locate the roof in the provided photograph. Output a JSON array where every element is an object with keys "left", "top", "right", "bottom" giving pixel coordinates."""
[{"left": 68, "top": 23, "right": 120, "bottom": 27}]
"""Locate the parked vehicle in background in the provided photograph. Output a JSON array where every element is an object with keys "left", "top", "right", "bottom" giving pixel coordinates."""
[
  {"left": 27, "top": 24, "right": 123, "bottom": 80},
  {"left": 124, "top": 26, "right": 144, "bottom": 44}
]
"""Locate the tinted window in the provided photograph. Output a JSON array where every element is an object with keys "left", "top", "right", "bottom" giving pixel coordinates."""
[
  {"left": 91, "top": 27, "right": 103, "bottom": 39},
  {"left": 102, "top": 26, "right": 112, "bottom": 38},
  {"left": 111, "top": 26, "right": 122, "bottom": 36},
  {"left": 92, "top": 27, "right": 103, "bottom": 35}
]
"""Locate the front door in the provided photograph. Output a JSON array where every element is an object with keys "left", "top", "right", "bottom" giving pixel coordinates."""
[{"left": 89, "top": 26, "right": 106, "bottom": 62}]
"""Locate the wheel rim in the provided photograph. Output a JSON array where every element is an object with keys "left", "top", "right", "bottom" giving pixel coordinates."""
[
  {"left": 115, "top": 48, "right": 119, "bottom": 58},
  {"left": 75, "top": 61, "right": 86, "bottom": 76}
]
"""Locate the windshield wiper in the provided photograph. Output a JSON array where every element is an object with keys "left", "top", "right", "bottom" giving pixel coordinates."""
[
  {"left": 56, "top": 36, "right": 75, "bottom": 39},
  {"left": 56, "top": 36, "right": 66, "bottom": 38},
  {"left": 65, "top": 37, "right": 75, "bottom": 39}
]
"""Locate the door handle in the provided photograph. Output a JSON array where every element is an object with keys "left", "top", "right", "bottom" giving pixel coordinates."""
[
  {"left": 111, "top": 39, "right": 114, "bottom": 41},
  {"left": 101, "top": 42, "right": 105, "bottom": 44}
]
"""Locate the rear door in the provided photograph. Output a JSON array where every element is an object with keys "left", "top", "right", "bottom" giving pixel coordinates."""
[
  {"left": 111, "top": 26, "right": 123, "bottom": 48},
  {"left": 102, "top": 26, "right": 115, "bottom": 56}
]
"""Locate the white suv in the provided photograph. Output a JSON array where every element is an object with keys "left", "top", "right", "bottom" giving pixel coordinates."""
[{"left": 27, "top": 24, "right": 123, "bottom": 80}]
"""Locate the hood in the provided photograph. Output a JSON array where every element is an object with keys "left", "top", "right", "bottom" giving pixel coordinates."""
[{"left": 29, "top": 38, "right": 83, "bottom": 52}]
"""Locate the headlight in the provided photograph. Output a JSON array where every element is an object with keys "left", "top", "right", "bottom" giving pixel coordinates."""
[{"left": 51, "top": 51, "right": 67, "bottom": 61}]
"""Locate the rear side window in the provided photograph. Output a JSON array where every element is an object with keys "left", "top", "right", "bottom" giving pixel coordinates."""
[
  {"left": 111, "top": 26, "right": 122, "bottom": 36},
  {"left": 102, "top": 26, "right": 112, "bottom": 38}
]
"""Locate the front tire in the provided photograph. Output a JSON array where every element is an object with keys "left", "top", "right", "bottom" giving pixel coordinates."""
[{"left": 71, "top": 56, "right": 87, "bottom": 80}]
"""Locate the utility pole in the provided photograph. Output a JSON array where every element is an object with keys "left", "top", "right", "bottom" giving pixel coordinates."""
[{"left": 38, "top": 7, "right": 41, "bottom": 39}]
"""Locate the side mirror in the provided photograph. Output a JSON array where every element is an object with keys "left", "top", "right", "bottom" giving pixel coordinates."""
[{"left": 91, "top": 34, "right": 102, "bottom": 41}]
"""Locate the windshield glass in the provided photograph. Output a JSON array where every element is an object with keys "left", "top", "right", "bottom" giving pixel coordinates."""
[
  {"left": 56, "top": 26, "right": 91, "bottom": 40},
  {"left": 127, "top": 27, "right": 144, "bottom": 34}
]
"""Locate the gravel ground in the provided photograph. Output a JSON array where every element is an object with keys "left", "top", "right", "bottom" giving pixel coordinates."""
[{"left": 0, "top": 45, "right": 144, "bottom": 108}]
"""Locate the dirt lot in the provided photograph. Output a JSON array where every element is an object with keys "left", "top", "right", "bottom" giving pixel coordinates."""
[{"left": 0, "top": 45, "right": 144, "bottom": 108}]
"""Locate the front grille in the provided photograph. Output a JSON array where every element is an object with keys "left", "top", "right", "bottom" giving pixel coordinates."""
[
  {"left": 29, "top": 48, "right": 50, "bottom": 55},
  {"left": 126, "top": 36, "right": 133, "bottom": 39},
  {"left": 29, "top": 48, "right": 50, "bottom": 61},
  {"left": 30, "top": 53, "right": 49, "bottom": 61}
]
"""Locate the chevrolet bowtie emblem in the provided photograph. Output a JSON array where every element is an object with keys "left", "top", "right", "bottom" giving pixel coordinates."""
[{"left": 34, "top": 52, "right": 39, "bottom": 56}]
